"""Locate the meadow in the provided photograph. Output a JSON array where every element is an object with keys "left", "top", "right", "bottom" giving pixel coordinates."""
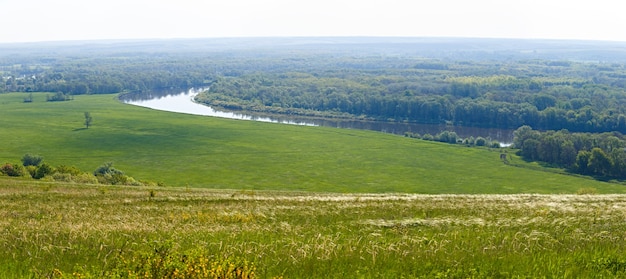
[
  {"left": 2, "top": 92, "right": 626, "bottom": 277},
  {"left": 0, "top": 92, "right": 625, "bottom": 194},
  {"left": 1, "top": 181, "right": 626, "bottom": 278}
]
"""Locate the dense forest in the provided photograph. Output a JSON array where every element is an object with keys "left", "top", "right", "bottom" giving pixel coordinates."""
[
  {"left": 197, "top": 61, "right": 626, "bottom": 133},
  {"left": 5, "top": 38, "right": 626, "bottom": 133},
  {"left": 513, "top": 126, "right": 626, "bottom": 179}
]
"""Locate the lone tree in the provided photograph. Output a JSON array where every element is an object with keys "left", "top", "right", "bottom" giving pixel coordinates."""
[{"left": 84, "top": 112, "right": 93, "bottom": 129}]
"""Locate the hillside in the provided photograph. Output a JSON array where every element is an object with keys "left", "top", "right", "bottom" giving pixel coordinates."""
[{"left": 0, "top": 92, "right": 624, "bottom": 193}]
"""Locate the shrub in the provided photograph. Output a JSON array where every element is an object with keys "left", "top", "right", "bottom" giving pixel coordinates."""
[
  {"left": 33, "top": 163, "right": 54, "bottom": 179},
  {"left": 21, "top": 153, "right": 43, "bottom": 166},
  {"left": 0, "top": 163, "right": 25, "bottom": 177},
  {"left": 94, "top": 162, "right": 123, "bottom": 176},
  {"left": 73, "top": 173, "right": 99, "bottom": 184},
  {"left": 124, "top": 176, "right": 143, "bottom": 186},
  {"left": 56, "top": 165, "right": 83, "bottom": 176},
  {"left": 475, "top": 137, "right": 487, "bottom": 146},
  {"left": 96, "top": 173, "right": 130, "bottom": 185}
]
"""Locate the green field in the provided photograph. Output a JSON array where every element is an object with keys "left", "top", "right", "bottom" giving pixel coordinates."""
[
  {"left": 2, "top": 182, "right": 626, "bottom": 278},
  {"left": 3, "top": 92, "right": 626, "bottom": 278},
  {"left": 0, "top": 92, "right": 624, "bottom": 194}
]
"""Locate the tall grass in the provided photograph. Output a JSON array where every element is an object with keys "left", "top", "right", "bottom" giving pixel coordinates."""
[{"left": 2, "top": 181, "right": 626, "bottom": 278}]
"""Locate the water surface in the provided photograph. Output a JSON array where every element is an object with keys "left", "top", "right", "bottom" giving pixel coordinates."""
[{"left": 120, "top": 88, "right": 514, "bottom": 144}]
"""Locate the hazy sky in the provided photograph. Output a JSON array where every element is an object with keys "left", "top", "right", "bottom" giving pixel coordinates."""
[{"left": 0, "top": 0, "right": 624, "bottom": 43}]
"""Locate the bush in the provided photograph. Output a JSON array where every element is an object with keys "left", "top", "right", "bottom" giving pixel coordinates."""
[
  {"left": 21, "top": 153, "right": 43, "bottom": 166},
  {"left": 56, "top": 165, "right": 83, "bottom": 176},
  {"left": 0, "top": 163, "right": 25, "bottom": 177},
  {"left": 475, "top": 137, "right": 487, "bottom": 146},
  {"left": 32, "top": 163, "right": 54, "bottom": 179},
  {"left": 73, "top": 173, "right": 99, "bottom": 184},
  {"left": 96, "top": 173, "right": 132, "bottom": 185},
  {"left": 94, "top": 162, "right": 123, "bottom": 176}
]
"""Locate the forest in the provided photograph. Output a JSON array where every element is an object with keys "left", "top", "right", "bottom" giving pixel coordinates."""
[
  {"left": 513, "top": 125, "right": 626, "bottom": 179},
  {"left": 4, "top": 38, "right": 626, "bottom": 135}
]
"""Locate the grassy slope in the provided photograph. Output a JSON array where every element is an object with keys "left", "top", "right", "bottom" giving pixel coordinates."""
[
  {"left": 2, "top": 183, "right": 626, "bottom": 278},
  {"left": 0, "top": 92, "right": 624, "bottom": 193}
]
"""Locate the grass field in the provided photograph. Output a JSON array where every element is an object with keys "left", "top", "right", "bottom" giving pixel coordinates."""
[
  {"left": 2, "top": 181, "right": 626, "bottom": 278},
  {"left": 3, "top": 92, "right": 626, "bottom": 278},
  {"left": 0, "top": 92, "right": 624, "bottom": 194}
]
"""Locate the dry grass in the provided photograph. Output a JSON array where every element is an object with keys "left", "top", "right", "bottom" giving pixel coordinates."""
[{"left": 2, "top": 181, "right": 626, "bottom": 277}]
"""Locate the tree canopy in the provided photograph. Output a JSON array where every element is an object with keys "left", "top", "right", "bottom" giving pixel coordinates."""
[{"left": 4, "top": 38, "right": 626, "bottom": 134}]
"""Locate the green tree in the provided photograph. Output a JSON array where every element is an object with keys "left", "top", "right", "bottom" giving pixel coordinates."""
[
  {"left": 559, "top": 140, "right": 577, "bottom": 167},
  {"left": 588, "top": 148, "right": 613, "bottom": 176},
  {"left": 521, "top": 139, "right": 541, "bottom": 160},
  {"left": 84, "top": 112, "right": 93, "bottom": 129},
  {"left": 21, "top": 153, "right": 43, "bottom": 167},
  {"left": 513, "top": 125, "right": 538, "bottom": 148},
  {"left": 575, "top": 151, "right": 591, "bottom": 175}
]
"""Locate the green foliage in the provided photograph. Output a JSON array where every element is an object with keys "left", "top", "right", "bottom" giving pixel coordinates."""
[
  {"left": 0, "top": 163, "right": 25, "bottom": 177},
  {"left": 56, "top": 165, "right": 83, "bottom": 176},
  {"left": 94, "top": 162, "right": 123, "bottom": 176},
  {"left": 588, "top": 148, "right": 612, "bottom": 176},
  {"left": 46, "top": 92, "right": 72, "bottom": 102},
  {"left": 32, "top": 163, "right": 54, "bottom": 179},
  {"left": 515, "top": 126, "right": 626, "bottom": 179},
  {"left": 21, "top": 153, "right": 43, "bottom": 166},
  {"left": 589, "top": 257, "right": 626, "bottom": 275},
  {"left": 475, "top": 137, "right": 487, "bottom": 146},
  {"left": 92, "top": 162, "right": 143, "bottom": 185},
  {"left": 197, "top": 61, "right": 626, "bottom": 133},
  {"left": 100, "top": 246, "right": 256, "bottom": 279},
  {"left": 7, "top": 39, "right": 626, "bottom": 133}
]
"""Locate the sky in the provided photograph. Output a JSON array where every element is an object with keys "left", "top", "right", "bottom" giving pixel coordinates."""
[{"left": 0, "top": 0, "right": 624, "bottom": 43}]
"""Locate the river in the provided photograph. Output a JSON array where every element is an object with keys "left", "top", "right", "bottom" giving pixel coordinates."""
[{"left": 119, "top": 88, "right": 514, "bottom": 144}]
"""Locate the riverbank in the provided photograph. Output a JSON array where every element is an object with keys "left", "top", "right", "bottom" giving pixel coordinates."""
[{"left": 120, "top": 88, "right": 515, "bottom": 143}]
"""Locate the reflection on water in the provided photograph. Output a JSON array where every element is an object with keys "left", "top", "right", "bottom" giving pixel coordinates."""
[{"left": 120, "top": 88, "right": 514, "bottom": 144}]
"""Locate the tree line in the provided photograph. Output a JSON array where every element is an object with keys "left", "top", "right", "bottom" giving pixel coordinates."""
[
  {"left": 4, "top": 39, "right": 626, "bottom": 134},
  {"left": 513, "top": 126, "right": 626, "bottom": 179},
  {"left": 196, "top": 60, "right": 626, "bottom": 134}
]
